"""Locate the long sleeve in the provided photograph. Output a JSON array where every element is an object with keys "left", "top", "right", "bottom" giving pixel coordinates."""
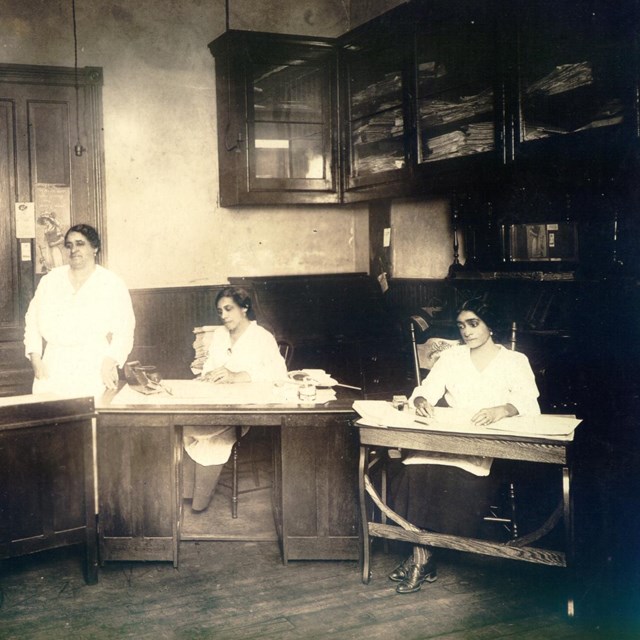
[
  {"left": 409, "top": 345, "right": 540, "bottom": 416},
  {"left": 201, "top": 322, "right": 287, "bottom": 383},
  {"left": 101, "top": 270, "right": 136, "bottom": 367},
  {"left": 24, "top": 285, "right": 46, "bottom": 359}
]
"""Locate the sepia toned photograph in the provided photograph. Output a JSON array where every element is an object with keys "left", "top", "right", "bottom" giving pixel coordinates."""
[{"left": 0, "top": 1, "right": 638, "bottom": 639}]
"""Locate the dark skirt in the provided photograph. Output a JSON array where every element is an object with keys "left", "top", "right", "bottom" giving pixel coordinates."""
[{"left": 388, "top": 459, "right": 494, "bottom": 538}]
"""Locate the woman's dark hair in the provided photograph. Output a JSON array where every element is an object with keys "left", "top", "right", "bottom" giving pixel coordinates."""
[
  {"left": 457, "top": 296, "right": 504, "bottom": 340},
  {"left": 65, "top": 224, "right": 101, "bottom": 251},
  {"left": 215, "top": 286, "right": 256, "bottom": 320}
]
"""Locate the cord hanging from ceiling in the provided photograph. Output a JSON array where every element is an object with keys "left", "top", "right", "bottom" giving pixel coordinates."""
[{"left": 72, "top": 0, "right": 85, "bottom": 157}]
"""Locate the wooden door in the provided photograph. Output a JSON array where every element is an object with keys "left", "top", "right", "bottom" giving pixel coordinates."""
[{"left": 0, "top": 65, "right": 105, "bottom": 396}]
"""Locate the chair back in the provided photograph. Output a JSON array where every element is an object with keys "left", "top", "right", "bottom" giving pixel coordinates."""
[
  {"left": 410, "top": 320, "right": 518, "bottom": 385},
  {"left": 277, "top": 339, "right": 294, "bottom": 368}
]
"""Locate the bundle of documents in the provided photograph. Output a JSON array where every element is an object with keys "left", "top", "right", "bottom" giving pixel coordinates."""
[{"left": 191, "top": 326, "right": 218, "bottom": 374}]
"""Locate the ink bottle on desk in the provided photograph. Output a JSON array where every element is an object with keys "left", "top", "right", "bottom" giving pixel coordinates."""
[{"left": 392, "top": 395, "right": 408, "bottom": 411}]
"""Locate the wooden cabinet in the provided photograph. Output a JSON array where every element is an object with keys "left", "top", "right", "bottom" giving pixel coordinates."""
[
  {"left": 510, "top": 0, "right": 638, "bottom": 165},
  {"left": 0, "top": 396, "right": 98, "bottom": 584},
  {"left": 209, "top": 3, "right": 637, "bottom": 205},
  {"left": 338, "top": 6, "right": 413, "bottom": 202},
  {"left": 209, "top": 31, "right": 339, "bottom": 206},
  {"left": 412, "top": 0, "right": 506, "bottom": 192}
]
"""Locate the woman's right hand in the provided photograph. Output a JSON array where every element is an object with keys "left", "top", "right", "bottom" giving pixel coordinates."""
[
  {"left": 414, "top": 396, "right": 435, "bottom": 418},
  {"left": 30, "top": 353, "right": 47, "bottom": 380}
]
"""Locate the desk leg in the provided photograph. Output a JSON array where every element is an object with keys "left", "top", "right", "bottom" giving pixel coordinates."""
[
  {"left": 84, "top": 419, "right": 98, "bottom": 584},
  {"left": 359, "top": 445, "right": 371, "bottom": 584},
  {"left": 563, "top": 465, "right": 575, "bottom": 618}
]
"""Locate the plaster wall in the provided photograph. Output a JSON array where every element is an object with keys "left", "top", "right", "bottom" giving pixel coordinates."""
[
  {"left": 391, "top": 197, "right": 462, "bottom": 279},
  {"left": 0, "top": 0, "right": 367, "bottom": 288}
]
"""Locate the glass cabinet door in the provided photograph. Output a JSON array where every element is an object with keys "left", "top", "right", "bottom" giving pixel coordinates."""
[
  {"left": 248, "top": 60, "right": 332, "bottom": 191},
  {"left": 415, "top": 8, "right": 498, "bottom": 165},
  {"left": 341, "top": 13, "right": 411, "bottom": 194},
  {"left": 347, "top": 52, "right": 405, "bottom": 180},
  {"left": 209, "top": 31, "right": 338, "bottom": 206},
  {"left": 516, "top": 0, "right": 634, "bottom": 148}
]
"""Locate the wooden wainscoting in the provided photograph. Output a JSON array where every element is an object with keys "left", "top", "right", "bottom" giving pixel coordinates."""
[{"left": 129, "top": 286, "right": 225, "bottom": 379}]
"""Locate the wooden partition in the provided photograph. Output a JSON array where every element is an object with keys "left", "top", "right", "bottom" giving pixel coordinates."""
[
  {"left": 131, "top": 275, "right": 411, "bottom": 398},
  {"left": 0, "top": 396, "right": 98, "bottom": 584}
]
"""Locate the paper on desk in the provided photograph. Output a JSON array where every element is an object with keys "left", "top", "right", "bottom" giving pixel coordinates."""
[
  {"left": 486, "top": 413, "right": 582, "bottom": 437},
  {"left": 353, "top": 401, "right": 582, "bottom": 440},
  {"left": 109, "top": 380, "right": 336, "bottom": 406},
  {"left": 352, "top": 400, "right": 419, "bottom": 429},
  {"left": 288, "top": 369, "right": 338, "bottom": 387}
]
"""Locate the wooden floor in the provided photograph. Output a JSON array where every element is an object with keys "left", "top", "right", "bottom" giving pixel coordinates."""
[
  {"left": 2, "top": 431, "right": 638, "bottom": 639},
  {"left": 0, "top": 538, "right": 619, "bottom": 640}
]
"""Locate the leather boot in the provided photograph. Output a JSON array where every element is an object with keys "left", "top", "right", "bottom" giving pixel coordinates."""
[
  {"left": 395, "top": 557, "right": 437, "bottom": 594},
  {"left": 388, "top": 556, "right": 414, "bottom": 582}
]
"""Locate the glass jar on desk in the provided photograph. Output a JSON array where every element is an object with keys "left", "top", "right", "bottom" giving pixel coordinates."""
[{"left": 298, "top": 376, "right": 317, "bottom": 403}]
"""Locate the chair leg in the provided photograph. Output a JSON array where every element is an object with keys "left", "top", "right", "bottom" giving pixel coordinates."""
[
  {"left": 508, "top": 481, "right": 518, "bottom": 540},
  {"left": 231, "top": 441, "right": 239, "bottom": 519}
]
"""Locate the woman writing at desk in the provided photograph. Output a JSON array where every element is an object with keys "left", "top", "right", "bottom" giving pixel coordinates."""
[
  {"left": 389, "top": 298, "right": 540, "bottom": 594},
  {"left": 183, "top": 286, "right": 287, "bottom": 512}
]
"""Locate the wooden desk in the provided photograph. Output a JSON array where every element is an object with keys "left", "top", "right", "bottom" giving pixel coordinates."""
[
  {"left": 97, "top": 386, "right": 359, "bottom": 566},
  {"left": 357, "top": 424, "right": 575, "bottom": 614},
  {"left": 0, "top": 396, "right": 98, "bottom": 585}
]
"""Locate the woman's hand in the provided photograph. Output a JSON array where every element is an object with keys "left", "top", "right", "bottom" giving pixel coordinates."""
[
  {"left": 471, "top": 403, "right": 517, "bottom": 426},
  {"left": 201, "top": 367, "right": 250, "bottom": 384},
  {"left": 29, "top": 353, "right": 47, "bottom": 380},
  {"left": 101, "top": 357, "right": 119, "bottom": 390},
  {"left": 414, "top": 396, "right": 435, "bottom": 418}
]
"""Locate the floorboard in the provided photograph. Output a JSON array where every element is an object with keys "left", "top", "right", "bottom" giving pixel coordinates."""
[
  {"left": 2, "top": 433, "right": 637, "bottom": 639},
  {"left": 0, "top": 540, "right": 616, "bottom": 640}
]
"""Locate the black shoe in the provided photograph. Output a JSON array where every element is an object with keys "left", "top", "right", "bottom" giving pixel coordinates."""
[
  {"left": 395, "top": 559, "right": 437, "bottom": 594},
  {"left": 388, "top": 556, "right": 414, "bottom": 583}
]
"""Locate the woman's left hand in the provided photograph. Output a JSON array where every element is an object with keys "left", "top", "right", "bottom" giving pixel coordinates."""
[
  {"left": 200, "top": 367, "right": 244, "bottom": 384},
  {"left": 101, "top": 357, "right": 119, "bottom": 390},
  {"left": 471, "top": 405, "right": 509, "bottom": 426}
]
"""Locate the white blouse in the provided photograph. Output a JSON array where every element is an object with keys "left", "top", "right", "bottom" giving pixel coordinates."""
[
  {"left": 184, "top": 321, "right": 287, "bottom": 466},
  {"left": 24, "top": 265, "right": 135, "bottom": 398},
  {"left": 406, "top": 344, "right": 540, "bottom": 475},
  {"left": 410, "top": 344, "right": 540, "bottom": 417},
  {"left": 201, "top": 321, "right": 287, "bottom": 383}
]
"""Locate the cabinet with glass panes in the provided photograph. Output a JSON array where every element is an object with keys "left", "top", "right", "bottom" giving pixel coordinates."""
[
  {"left": 209, "top": 31, "right": 339, "bottom": 206},
  {"left": 339, "top": 6, "right": 414, "bottom": 202},
  {"left": 511, "top": 0, "right": 637, "bottom": 161},
  {"left": 413, "top": 0, "right": 504, "bottom": 178}
]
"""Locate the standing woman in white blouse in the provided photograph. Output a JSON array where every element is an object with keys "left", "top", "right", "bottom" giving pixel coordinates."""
[
  {"left": 24, "top": 224, "right": 135, "bottom": 400},
  {"left": 183, "top": 286, "right": 287, "bottom": 512},
  {"left": 389, "top": 298, "right": 540, "bottom": 594}
]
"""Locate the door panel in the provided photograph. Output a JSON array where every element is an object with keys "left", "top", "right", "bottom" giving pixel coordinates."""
[{"left": 0, "top": 65, "right": 105, "bottom": 396}]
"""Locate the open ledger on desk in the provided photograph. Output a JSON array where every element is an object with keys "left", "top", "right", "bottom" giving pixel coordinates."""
[{"left": 353, "top": 400, "right": 582, "bottom": 441}]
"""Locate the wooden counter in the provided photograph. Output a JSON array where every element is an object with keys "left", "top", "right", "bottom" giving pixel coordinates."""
[{"left": 0, "top": 395, "right": 98, "bottom": 584}]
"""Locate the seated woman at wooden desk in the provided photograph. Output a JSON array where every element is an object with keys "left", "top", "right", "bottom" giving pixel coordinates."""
[
  {"left": 183, "top": 286, "right": 287, "bottom": 512},
  {"left": 389, "top": 297, "right": 540, "bottom": 594}
]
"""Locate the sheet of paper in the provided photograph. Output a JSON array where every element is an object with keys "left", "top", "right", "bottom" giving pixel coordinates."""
[
  {"left": 352, "top": 400, "right": 581, "bottom": 441},
  {"left": 107, "top": 380, "right": 336, "bottom": 407}
]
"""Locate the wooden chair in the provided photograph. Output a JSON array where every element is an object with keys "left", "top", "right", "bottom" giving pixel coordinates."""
[{"left": 229, "top": 339, "right": 294, "bottom": 518}]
